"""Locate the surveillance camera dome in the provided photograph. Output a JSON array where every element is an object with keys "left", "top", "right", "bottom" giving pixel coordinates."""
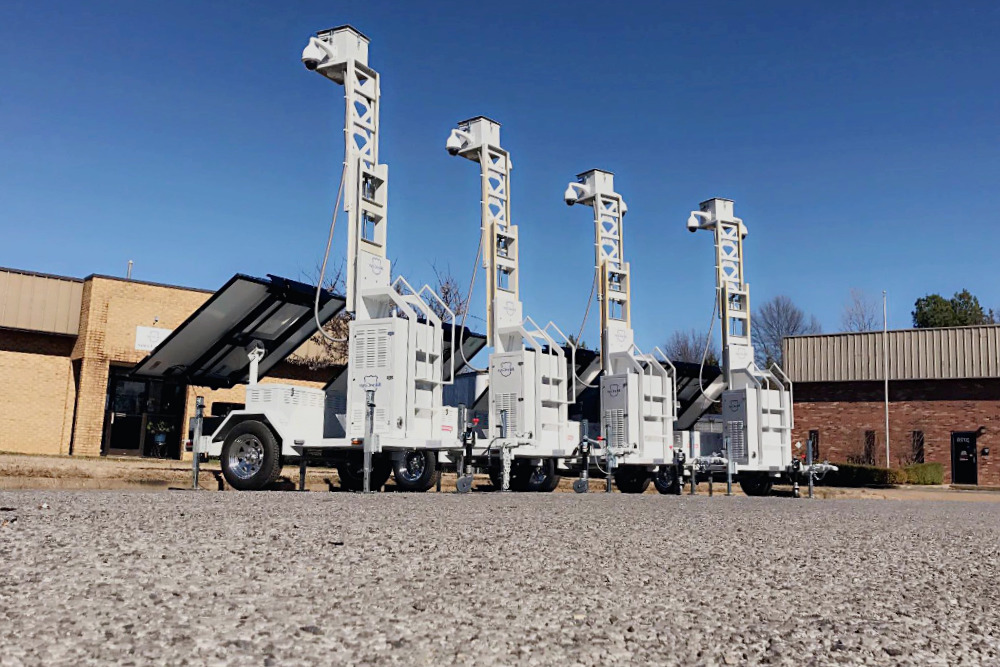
[
  {"left": 563, "top": 184, "right": 579, "bottom": 206},
  {"left": 686, "top": 214, "right": 700, "bottom": 232},
  {"left": 445, "top": 132, "right": 465, "bottom": 156},
  {"left": 303, "top": 58, "right": 320, "bottom": 71}
]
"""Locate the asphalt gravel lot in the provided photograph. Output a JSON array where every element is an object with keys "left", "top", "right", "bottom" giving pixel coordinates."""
[{"left": 1, "top": 491, "right": 998, "bottom": 666}]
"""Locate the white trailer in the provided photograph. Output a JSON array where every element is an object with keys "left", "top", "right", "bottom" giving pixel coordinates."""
[
  {"left": 139, "top": 25, "right": 487, "bottom": 492},
  {"left": 564, "top": 169, "right": 681, "bottom": 493},
  {"left": 686, "top": 197, "right": 797, "bottom": 495},
  {"left": 446, "top": 117, "right": 579, "bottom": 491}
]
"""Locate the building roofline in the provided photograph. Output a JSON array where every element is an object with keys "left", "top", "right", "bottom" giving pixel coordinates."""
[
  {"left": 0, "top": 266, "right": 83, "bottom": 283},
  {"left": 785, "top": 323, "right": 1000, "bottom": 341},
  {"left": 83, "top": 273, "right": 214, "bottom": 294}
]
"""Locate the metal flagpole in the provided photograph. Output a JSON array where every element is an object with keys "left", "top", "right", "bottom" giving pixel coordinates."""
[{"left": 883, "top": 290, "right": 890, "bottom": 468}]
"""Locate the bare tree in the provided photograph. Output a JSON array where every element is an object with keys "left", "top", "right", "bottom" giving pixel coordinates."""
[
  {"left": 663, "top": 329, "right": 719, "bottom": 366},
  {"left": 289, "top": 262, "right": 350, "bottom": 369},
  {"left": 430, "top": 263, "right": 468, "bottom": 322},
  {"left": 841, "top": 288, "right": 879, "bottom": 332},
  {"left": 752, "top": 295, "right": 821, "bottom": 367}
]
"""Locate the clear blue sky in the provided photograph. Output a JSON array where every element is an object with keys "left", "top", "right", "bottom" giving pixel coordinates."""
[{"left": 2, "top": 1, "right": 998, "bottom": 350}]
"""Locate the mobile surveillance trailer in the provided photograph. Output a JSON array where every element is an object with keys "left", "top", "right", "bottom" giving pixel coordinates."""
[
  {"left": 446, "top": 117, "right": 578, "bottom": 491},
  {"left": 564, "top": 170, "right": 680, "bottom": 493},
  {"left": 143, "top": 26, "right": 471, "bottom": 492},
  {"left": 686, "top": 198, "right": 796, "bottom": 495}
]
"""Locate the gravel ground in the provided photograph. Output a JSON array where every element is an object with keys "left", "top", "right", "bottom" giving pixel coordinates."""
[{"left": 1, "top": 491, "right": 998, "bottom": 666}]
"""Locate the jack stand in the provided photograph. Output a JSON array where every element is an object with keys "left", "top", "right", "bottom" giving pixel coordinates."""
[
  {"left": 708, "top": 473, "right": 714, "bottom": 497},
  {"left": 498, "top": 409, "right": 512, "bottom": 492},
  {"left": 501, "top": 447, "right": 512, "bottom": 492},
  {"left": 791, "top": 458, "right": 802, "bottom": 498},
  {"left": 191, "top": 396, "right": 204, "bottom": 490},
  {"left": 297, "top": 443, "right": 307, "bottom": 491},
  {"left": 605, "top": 449, "right": 616, "bottom": 494},
  {"left": 725, "top": 436, "right": 734, "bottom": 496},
  {"left": 689, "top": 463, "right": 696, "bottom": 496},
  {"left": 363, "top": 389, "right": 375, "bottom": 494},
  {"left": 573, "top": 421, "right": 591, "bottom": 494},
  {"left": 455, "top": 405, "right": 475, "bottom": 494}
]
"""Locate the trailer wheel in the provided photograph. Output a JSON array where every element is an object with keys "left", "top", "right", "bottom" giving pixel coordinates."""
[
  {"left": 614, "top": 466, "right": 652, "bottom": 494},
  {"left": 739, "top": 474, "right": 773, "bottom": 497},
  {"left": 392, "top": 450, "right": 440, "bottom": 492},
  {"left": 337, "top": 453, "right": 392, "bottom": 492},
  {"left": 652, "top": 465, "right": 681, "bottom": 495},
  {"left": 510, "top": 459, "right": 559, "bottom": 492},
  {"left": 220, "top": 421, "right": 281, "bottom": 491}
]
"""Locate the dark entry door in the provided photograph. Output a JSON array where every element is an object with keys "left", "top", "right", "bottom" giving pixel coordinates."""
[
  {"left": 102, "top": 367, "right": 186, "bottom": 458},
  {"left": 951, "top": 432, "right": 978, "bottom": 485}
]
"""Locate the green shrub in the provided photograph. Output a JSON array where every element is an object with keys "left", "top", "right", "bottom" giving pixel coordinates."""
[
  {"left": 903, "top": 462, "right": 944, "bottom": 485},
  {"left": 822, "top": 462, "right": 903, "bottom": 487}
]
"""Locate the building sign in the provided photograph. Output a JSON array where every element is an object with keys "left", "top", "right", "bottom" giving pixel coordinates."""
[{"left": 135, "top": 326, "right": 172, "bottom": 351}]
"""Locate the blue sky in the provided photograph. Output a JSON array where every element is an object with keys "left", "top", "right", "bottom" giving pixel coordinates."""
[{"left": 2, "top": 1, "right": 998, "bottom": 350}]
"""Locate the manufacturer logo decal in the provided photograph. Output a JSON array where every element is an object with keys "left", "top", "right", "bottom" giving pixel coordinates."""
[
  {"left": 608, "top": 383, "right": 622, "bottom": 397},
  {"left": 503, "top": 301, "right": 516, "bottom": 316},
  {"left": 498, "top": 362, "right": 514, "bottom": 377},
  {"left": 615, "top": 330, "right": 627, "bottom": 342},
  {"left": 370, "top": 257, "right": 384, "bottom": 275},
  {"left": 727, "top": 400, "right": 740, "bottom": 412},
  {"left": 361, "top": 375, "right": 382, "bottom": 389}
]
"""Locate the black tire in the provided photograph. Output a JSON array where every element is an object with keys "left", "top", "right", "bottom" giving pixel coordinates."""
[
  {"left": 337, "top": 453, "right": 392, "bottom": 492},
  {"left": 510, "top": 459, "right": 560, "bottom": 492},
  {"left": 392, "top": 450, "right": 440, "bottom": 492},
  {"left": 739, "top": 474, "right": 774, "bottom": 497},
  {"left": 653, "top": 465, "right": 681, "bottom": 495},
  {"left": 220, "top": 421, "right": 282, "bottom": 491},
  {"left": 614, "top": 466, "right": 652, "bottom": 494}
]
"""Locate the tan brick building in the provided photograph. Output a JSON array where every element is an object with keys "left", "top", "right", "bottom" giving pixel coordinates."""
[
  {"left": 784, "top": 326, "right": 1000, "bottom": 486},
  {"left": 0, "top": 267, "right": 332, "bottom": 459}
]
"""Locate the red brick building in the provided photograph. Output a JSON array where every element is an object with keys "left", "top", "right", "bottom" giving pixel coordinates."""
[{"left": 783, "top": 326, "right": 1000, "bottom": 486}]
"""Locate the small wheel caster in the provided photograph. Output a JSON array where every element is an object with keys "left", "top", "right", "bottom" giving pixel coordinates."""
[
  {"left": 455, "top": 475, "right": 474, "bottom": 494},
  {"left": 573, "top": 478, "right": 589, "bottom": 494}
]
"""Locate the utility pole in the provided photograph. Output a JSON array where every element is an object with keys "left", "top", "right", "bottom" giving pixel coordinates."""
[{"left": 883, "top": 290, "right": 890, "bottom": 468}]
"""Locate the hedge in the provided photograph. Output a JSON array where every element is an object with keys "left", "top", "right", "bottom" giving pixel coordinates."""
[
  {"left": 818, "top": 461, "right": 944, "bottom": 486},
  {"left": 903, "top": 462, "right": 944, "bottom": 485},
  {"left": 821, "top": 463, "right": 906, "bottom": 487}
]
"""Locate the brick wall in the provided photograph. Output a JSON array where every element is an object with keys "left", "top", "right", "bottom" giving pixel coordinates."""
[
  {"left": 69, "top": 277, "right": 212, "bottom": 457},
  {"left": 0, "top": 330, "right": 76, "bottom": 455},
  {"left": 792, "top": 379, "right": 1000, "bottom": 485}
]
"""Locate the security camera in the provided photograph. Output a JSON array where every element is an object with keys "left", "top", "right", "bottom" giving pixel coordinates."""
[
  {"left": 301, "top": 36, "right": 336, "bottom": 72},
  {"left": 563, "top": 184, "right": 579, "bottom": 206},
  {"left": 445, "top": 129, "right": 471, "bottom": 156},
  {"left": 686, "top": 213, "right": 700, "bottom": 232}
]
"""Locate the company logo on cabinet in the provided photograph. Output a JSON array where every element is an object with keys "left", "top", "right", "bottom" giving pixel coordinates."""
[
  {"left": 607, "top": 383, "right": 622, "bottom": 397},
  {"left": 135, "top": 326, "right": 172, "bottom": 351},
  {"left": 503, "top": 300, "right": 516, "bottom": 317},
  {"left": 498, "top": 361, "right": 514, "bottom": 377},
  {"left": 361, "top": 375, "right": 382, "bottom": 389},
  {"left": 615, "top": 329, "right": 627, "bottom": 343},
  {"left": 726, "top": 399, "right": 740, "bottom": 413},
  {"left": 370, "top": 256, "right": 384, "bottom": 275}
]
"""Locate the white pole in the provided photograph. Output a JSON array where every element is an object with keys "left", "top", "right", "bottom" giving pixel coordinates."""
[{"left": 883, "top": 290, "right": 890, "bottom": 468}]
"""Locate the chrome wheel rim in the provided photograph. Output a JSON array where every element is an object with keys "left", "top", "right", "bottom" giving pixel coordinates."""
[
  {"left": 398, "top": 451, "right": 426, "bottom": 482},
  {"left": 228, "top": 434, "right": 264, "bottom": 480}
]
